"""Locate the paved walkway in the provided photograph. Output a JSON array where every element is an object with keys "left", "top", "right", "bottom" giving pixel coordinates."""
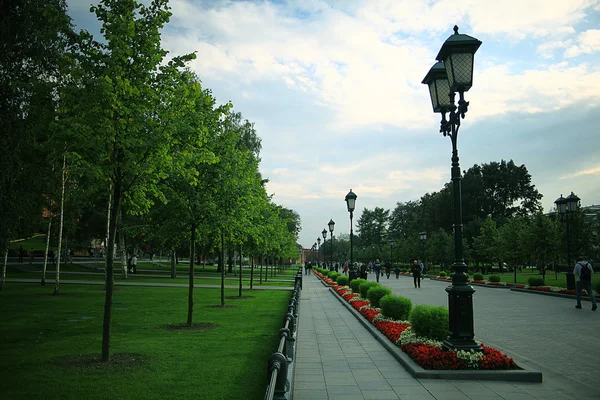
[{"left": 293, "top": 274, "right": 598, "bottom": 400}]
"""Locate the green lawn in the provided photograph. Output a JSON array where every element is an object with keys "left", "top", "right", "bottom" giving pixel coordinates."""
[{"left": 0, "top": 283, "right": 292, "bottom": 400}]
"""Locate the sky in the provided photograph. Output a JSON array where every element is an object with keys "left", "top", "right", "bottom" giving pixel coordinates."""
[{"left": 67, "top": 0, "right": 600, "bottom": 249}]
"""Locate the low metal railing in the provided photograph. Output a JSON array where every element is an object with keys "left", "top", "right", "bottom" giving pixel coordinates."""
[{"left": 264, "top": 268, "right": 301, "bottom": 400}]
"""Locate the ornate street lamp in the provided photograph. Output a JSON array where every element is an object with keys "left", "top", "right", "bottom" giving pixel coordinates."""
[
  {"left": 317, "top": 237, "right": 321, "bottom": 265},
  {"left": 388, "top": 239, "right": 394, "bottom": 265},
  {"left": 345, "top": 189, "right": 357, "bottom": 282},
  {"left": 328, "top": 219, "right": 335, "bottom": 267},
  {"left": 422, "top": 26, "right": 481, "bottom": 352},
  {"left": 419, "top": 231, "right": 427, "bottom": 269},
  {"left": 555, "top": 192, "right": 580, "bottom": 289},
  {"left": 322, "top": 229, "right": 328, "bottom": 264}
]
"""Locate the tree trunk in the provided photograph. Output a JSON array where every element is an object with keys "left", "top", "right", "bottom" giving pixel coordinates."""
[
  {"left": 227, "top": 246, "right": 233, "bottom": 273},
  {"left": 250, "top": 255, "right": 254, "bottom": 290},
  {"left": 187, "top": 224, "right": 196, "bottom": 326},
  {"left": 238, "top": 244, "right": 243, "bottom": 297},
  {"left": 118, "top": 209, "right": 127, "bottom": 279},
  {"left": 259, "top": 254, "right": 263, "bottom": 284},
  {"left": 221, "top": 229, "right": 225, "bottom": 307},
  {"left": 0, "top": 247, "right": 7, "bottom": 290},
  {"left": 41, "top": 216, "right": 52, "bottom": 285},
  {"left": 104, "top": 188, "right": 112, "bottom": 290},
  {"left": 101, "top": 180, "right": 121, "bottom": 362},
  {"left": 170, "top": 249, "right": 176, "bottom": 278},
  {"left": 53, "top": 155, "right": 67, "bottom": 296}
]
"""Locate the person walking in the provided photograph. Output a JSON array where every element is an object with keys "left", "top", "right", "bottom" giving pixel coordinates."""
[
  {"left": 373, "top": 259, "right": 381, "bottom": 282},
  {"left": 394, "top": 265, "right": 400, "bottom": 279},
  {"left": 29, "top": 248, "right": 34, "bottom": 265},
  {"left": 18, "top": 246, "right": 24, "bottom": 263},
  {"left": 574, "top": 255, "right": 597, "bottom": 311},
  {"left": 131, "top": 254, "right": 138, "bottom": 274},
  {"left": 384, "top": 260, "right": 392, "bottom": 279},
  {"left": 412, "top": 259, "right": 421, "bottom": 288}
]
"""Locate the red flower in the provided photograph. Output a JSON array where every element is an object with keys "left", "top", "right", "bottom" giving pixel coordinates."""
[
  {"left": 479, "top": 344, "right": 517, "bottom": 370},
  {"left": 359, "top": 307, "right": 381, "bottom": 322},
  {"left": 343, "top": 292, "right": 358, "bottom": 301},
  {"left": 401, "top": 343, "right": 465, "bottom": 370},
  {"left": 373, "top": 320, "right": 410, "bottom": 342},
  {"left": 351, "top": 300, "right": 370, "bottom": 311}
]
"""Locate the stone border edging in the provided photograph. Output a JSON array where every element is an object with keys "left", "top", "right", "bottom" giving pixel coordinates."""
[
  {"left": 510, "top": 287, "right": 598, "bottom": 302},
  {"left": 325, "top": 284, "right": 543, "bottom": 383}
]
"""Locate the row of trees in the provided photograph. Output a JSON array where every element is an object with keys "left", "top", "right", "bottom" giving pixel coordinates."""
[
  {"left": 318, "top": 160, "right": 598, "bottom": 269},
  {"left": 0, "top": 0, "right": 300, "bottom": 361}
]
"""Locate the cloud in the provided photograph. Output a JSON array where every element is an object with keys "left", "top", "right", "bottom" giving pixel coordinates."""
[
  {"left": 560, "top": 165, "right": 600, "bottom": 179},
  {"left": 564, "top": 29, "right": 600, "bottom": 57},
  {"left": 536, "top": 40, "right": 573, "bottom": 59}
]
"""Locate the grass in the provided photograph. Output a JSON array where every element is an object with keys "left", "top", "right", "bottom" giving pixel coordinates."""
[
  {"left": 5, "top": 264, "right": 296, "bottom": 287},
  {"left": 0, "top": 283, "right": 292, "bottom": 400}
]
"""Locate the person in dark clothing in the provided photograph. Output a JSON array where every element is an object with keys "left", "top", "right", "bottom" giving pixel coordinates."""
[
  {"left": 373, "top": 259, "right": 381, "bottom": 282},
  {"left": 384, "top": 260, "right": 392, "bottom": 279},
  {"left": 412, "top": 259, "right": 421, "bottom": 288},
  {"left": 18, "top": 246, "right": 24, "bottom": 263}
]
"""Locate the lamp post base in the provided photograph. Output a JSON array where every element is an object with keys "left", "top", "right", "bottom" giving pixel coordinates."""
[
  {"left": 348, "top": 268, "right": 358, "bottom": 283},
  {"left": 444, "top": 274, "right": 482, "bottom": 352}
]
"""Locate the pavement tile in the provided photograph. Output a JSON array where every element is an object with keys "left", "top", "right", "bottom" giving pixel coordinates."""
[
  {"left": 295, "top": 381, "right": 327, "bottom": 390},
  {"left": 326, "top": 385, "right": 362, "bottom": 395},
  {"left": 293, "top": 389, "right": 329, "bottom": 400},
  {"left": 361, "top": 390, "right": 400, "bottom": 399}
]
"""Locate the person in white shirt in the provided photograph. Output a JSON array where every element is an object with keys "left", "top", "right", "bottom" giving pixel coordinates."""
[{"left": 573, "top": 255, "right": 597, "bottom": 311}]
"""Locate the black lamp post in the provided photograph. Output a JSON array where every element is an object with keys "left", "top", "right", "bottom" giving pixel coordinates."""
[
  {"left": 345, "top": 189, "right": 357, "bottom": 282},
  {"left": 317, "top": 237, "right": 321, "bottom": 265},
  {"left": 422, "top": 26, "right": 481, "bottom": 352},
  {"left": 554, "top": 192, "right": 580, "bottom": 290},
  {"left": 322, "top": 229, "right": 328, "bottom": 265},
  {"left": 389, "top": 239, "right": 394, "bottom": 265},
  {"left": 328, "top": 219, "right": 335, "bottom": 267},
  {"left": 419, "top": 231, "right": 427, "bottom": 271}
]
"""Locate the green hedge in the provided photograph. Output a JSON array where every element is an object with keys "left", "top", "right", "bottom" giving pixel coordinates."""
[
  {"left": 488, "top": 275, "right": 501, "bottom": 283},
  {"left": 439, "top": 271, "right": 447, "bottom": 277},
  {"left": 380, "top": 295, "right": 412, "bottom": 321},
  {"left": 359, "top": 281, "right": 379, "bottom": 299},
  {"left": 408, "top": 304, "right": 449, "bottom": 341},
  {"left": 528, "top": 276, "right": 545, "bottom": 287},
  {"left": 473, "top": 273, "right": 483, "bottom": 281},
  {"left": 349, "top": 278, "right": 367, "bottom": 294},
  {"left": 336, "top": 276, "right": 349, "bottom": 286},
  {"left": 366, "top": 286, "right": 392, "bottom": 308},
  {"left": 328, "top": 271, "right": 340, "bottom": 282}
]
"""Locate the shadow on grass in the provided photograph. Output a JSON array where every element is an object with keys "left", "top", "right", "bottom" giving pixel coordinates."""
[
  {"left": 162, "top": 322, "right": 220, "bottom": 331},
  {"left": 58, "top": 353, "right": 146, "bottom": 369},
  {"left": 224, "top": 295, "right": 254, "bottom": 300}
]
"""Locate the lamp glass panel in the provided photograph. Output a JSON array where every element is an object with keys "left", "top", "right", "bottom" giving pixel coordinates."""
[
  {"left": 346, "top": 198, "right": 356, "bottom": 212},
  {"left": 435, "top": 78, "right": 451, "bottom": 109},
  {"left": 446, "top": 52, "right": 473, "bottom": 90},
  {"left": 428, "top": 81, "right": 438, "bottom": 111},
  {"left": 557, "top": 202, "right": 567, "bottom": 214},
  {"left": 567, "top": 199, "right": 579, "bottom": 212}
]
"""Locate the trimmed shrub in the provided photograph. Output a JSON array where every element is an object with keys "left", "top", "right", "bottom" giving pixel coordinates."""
[
  {"left": 473, "top": 273, "right": 483, "bottom": 281},
  {"left": 439, "top": 271, "right": 447, "bottom": 277},
  {"left": 328, "top": 271, "right": 340, "bottom": 281},
  {"left": 408, "top": 304, "right": 449, "bottom": 341},
  {"left": 528, "top": 276, "right": 545, "bottom": 287},
  {"left": 400, "top": 268, "right": 408, "bottom": 273},
  {"left": 366, "top": 286, "right": 392, "bottom": 308},
  {"left": 488, "top": 275, "right": 501, "bottom": 283},
  {"left": 336, "top": 276, "right": 349, "bottom": 286},
  {"left": 359, "top": 281, "right": 379, "bottom": 299},
  {"left": 380, "top": 294, "right": 412, "bottom": 321},
  {"left": 349, "top": 278, "right": 367, "bottom": 293}
]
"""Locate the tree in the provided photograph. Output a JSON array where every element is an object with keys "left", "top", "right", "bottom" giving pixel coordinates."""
[
  {"left": 64, "top": 0, "right": 196, "bottom": 361},
  {"left": 497, "top": 216, "right": 528, "bottom": 272},
  {"left": 472, "top": 217, "right": 499, "bottom": 271},
  {"left": 356, "top": 207, "right": 389, "bottom": 248},
  {"left": 0, "top": 0, "right": 72, "bottom": 289}
]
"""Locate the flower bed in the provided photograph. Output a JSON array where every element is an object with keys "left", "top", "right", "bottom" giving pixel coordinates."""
[{"left": 324, "top": 281, "right": 518, "bottom": 371}]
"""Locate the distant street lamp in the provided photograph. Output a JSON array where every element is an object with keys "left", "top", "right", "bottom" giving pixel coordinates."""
[
  {"left": 345, "top": 189, "right": 357, "bottom": 282},
  {"left": 389, "top": 239, "right": 394, "bottom": 265},
  {"left": 422, "top": 25, "right": 482, "bottom": 352},
  {"left": 322, "top": 229, "right": 327, "bottom": 263},
  {"left": 554, "top": 192, "right": 580, "bottom": 290},
  {"left": 419, "top": 231, "right": 427, "bottom": 271},
  {"left": 317, "top": 237, "right": 321, "bottom": 265},
  {"left": 328, "top": 219, "right": 335, "bottom": 267}
]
